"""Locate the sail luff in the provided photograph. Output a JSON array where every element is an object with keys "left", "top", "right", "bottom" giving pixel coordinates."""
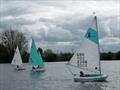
[{"left": 95, "top": 15, "right": 101, "bottom": 74}]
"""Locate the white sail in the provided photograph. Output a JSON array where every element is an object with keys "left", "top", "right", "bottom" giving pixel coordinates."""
[
  {"left": 69, "top": 16, "right": 100, "bottom": 73},
  {"left": 11, "top": 46, "right": 22, "bottom": 65}
]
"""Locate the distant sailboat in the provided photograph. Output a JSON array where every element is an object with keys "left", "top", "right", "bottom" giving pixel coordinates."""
[
  {"left": 67, "top": 15, "right": 108, "bottom": 82},
  {"left": 29, "top": 39, "right": 45, "bottom": 72},
  {"left": 11, "top": 46, "right": 25, "bottom": 71}
]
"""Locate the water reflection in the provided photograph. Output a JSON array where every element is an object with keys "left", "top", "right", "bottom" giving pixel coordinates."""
[
  {"left": 75, "top": 82, "right": 105, "bottom": 90},
  {"left": 30, "top": 71, "right": 44, "bottom": 79},
  {"left": 0, "top": 61, "right": 119, "bottom": 90}
]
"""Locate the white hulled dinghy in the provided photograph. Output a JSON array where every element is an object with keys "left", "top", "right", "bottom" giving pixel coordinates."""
[
  {"left": 67, "top": 15, "right": 108, "bottom": 82},
  {"left": 29, "top": 39, "right": 45, "bottom": 72},
  {"left": 11, "top": 46, "right": 25, "bottom": 71}
]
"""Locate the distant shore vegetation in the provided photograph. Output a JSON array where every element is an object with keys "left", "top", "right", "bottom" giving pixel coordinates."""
[{"left": 0, "top": 30, "right": 120, "bottom": 63}]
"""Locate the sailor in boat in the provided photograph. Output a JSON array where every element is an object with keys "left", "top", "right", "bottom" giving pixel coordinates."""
[
  {"left": 32, "top": 66, "right": 36, "bottom": 70},
  {"left": 80, "top": 71, "right": 90, "bottom": 77},
  {"left": 79, "top": 67, "right": 99, "bottom": 77},
  {"left": 80, "top": 71, "right": 85, "bottom": 77},
  {"left": 16, "top": 65, "right": 19, "bottom": 70},
  {"left": 32, "top": 66, "right": 42, "bottom": 70}
]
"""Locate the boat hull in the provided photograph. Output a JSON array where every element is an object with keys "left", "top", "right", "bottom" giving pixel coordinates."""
[
  {"left": 32, "top": 67, "right": 45, "bottom": 72},
  {"left": 15, "top": 67, "right": 26, "bottom": 71},
  {"left": 74, "top": 74, "right": 108, "bottom": 82}
]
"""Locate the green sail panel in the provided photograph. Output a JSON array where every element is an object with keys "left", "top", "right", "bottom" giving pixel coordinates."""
[
  {"left": 29, "top": 39, "right": 44, "bottom": 67},
  {"left": 85, "top": 28, "right": 98, "bottom": 44}
]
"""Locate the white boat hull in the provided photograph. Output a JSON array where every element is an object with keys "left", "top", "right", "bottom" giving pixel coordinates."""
[
  {"left": 32, "top": 67, "right": 45, "bottom": 72},
  {"left": 74, "top": 74, "right": 108, "bottom": 82},
  {"left": 15, "top": 67, "right": 26, "bottom": 71}
]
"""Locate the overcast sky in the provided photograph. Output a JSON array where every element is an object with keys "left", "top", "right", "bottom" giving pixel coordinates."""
[{"left": 0, "top": 0, "right": 120, "bottom": 53}]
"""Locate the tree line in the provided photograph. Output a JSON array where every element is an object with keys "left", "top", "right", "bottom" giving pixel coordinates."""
[{"left": 0, "top": 30, "right": 120, "bottom": 63}]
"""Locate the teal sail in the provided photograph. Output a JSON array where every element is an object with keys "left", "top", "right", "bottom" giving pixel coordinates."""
[
  {"left": 29, "top": 39, "right": 44, "bottom": 67},
  {"left": 85, "top": 27, "right": 98, "bottom": 44}
]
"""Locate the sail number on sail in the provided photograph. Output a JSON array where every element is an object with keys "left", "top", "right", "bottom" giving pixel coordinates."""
[{"left": 77, "top": 53, "right": 87, "bottom": 67}]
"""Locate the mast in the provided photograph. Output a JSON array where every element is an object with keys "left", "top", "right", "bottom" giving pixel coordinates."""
[{"left": 93, "top": 12, "right": 101, "bottom": 74}]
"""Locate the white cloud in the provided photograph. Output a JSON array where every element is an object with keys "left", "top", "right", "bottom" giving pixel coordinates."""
[
  {"left": 99, "top": 37, "right": 120, "bottom": 52},
  {"left": 0, "top": 0, "right": 120, "bottom": 52},
  {"left": 100, "top": 37, "right": 120, "bottom": 45}
]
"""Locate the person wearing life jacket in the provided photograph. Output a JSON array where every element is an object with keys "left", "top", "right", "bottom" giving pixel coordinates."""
[
  {"left": 80, "top": 71, "right": 85, "bottom": 77},
  {"left": 32, "top": 66, "right": 36, "bottom": 70}
]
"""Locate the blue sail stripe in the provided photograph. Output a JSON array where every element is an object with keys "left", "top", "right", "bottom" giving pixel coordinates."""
[{"left": 85, "top": 28, "right": 98, "bottom": 44}]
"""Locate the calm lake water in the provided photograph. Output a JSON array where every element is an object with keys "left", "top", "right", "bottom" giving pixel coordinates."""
[{"left": 0, "top": 61, "right": 120, "bottom": 90}]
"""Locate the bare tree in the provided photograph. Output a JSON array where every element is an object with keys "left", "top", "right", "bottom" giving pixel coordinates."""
[{"left": 0, "top": 30, "right": 28, "bottom": 61}]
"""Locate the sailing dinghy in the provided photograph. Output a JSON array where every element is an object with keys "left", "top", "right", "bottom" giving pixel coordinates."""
[
  {"left": 67, "top": 15, "right": 108, "bottom": 82},
  {"left": 29, "top": 39, "right": 45, "bottom": 72},
  {"left": 11, "top": 46, "right": 25, "bottom": 71}
]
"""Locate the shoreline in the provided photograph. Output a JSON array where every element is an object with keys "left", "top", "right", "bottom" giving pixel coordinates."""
[{"left": 0, "top": 60, "right": 120, "bottom": 64}]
